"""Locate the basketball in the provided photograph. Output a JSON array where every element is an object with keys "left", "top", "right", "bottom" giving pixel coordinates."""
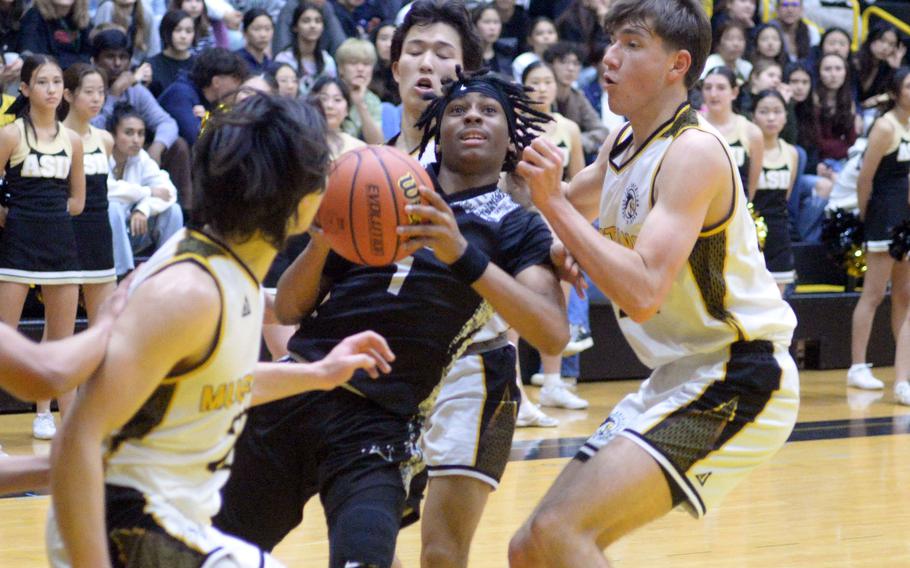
[{"left": 317, "top": 145, "right": 433, "bottom": 266}]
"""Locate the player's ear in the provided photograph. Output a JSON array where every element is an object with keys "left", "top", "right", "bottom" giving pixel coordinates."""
[
  {"left": 669, "top": 49, "right": 692, "bottom": 84},
  {"left": 391, "top": 61, "right": 401, "bottom": 84}
]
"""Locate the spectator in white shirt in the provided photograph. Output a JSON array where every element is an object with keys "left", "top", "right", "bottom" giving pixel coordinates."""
[{"left": 106, "top": 103, "right": 183, "bottom": 275}]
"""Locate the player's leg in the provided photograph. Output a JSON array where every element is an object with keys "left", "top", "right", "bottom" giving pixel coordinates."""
[
  {"left": 420, "top": 476, "right": 491, "bottom": 568},
  {"left": 508, "top": 437, "right": 673, "bottom": 568},
  {"left": 420, "top": 346, "right": 518, "bottom": 567},
  {"left": 41, "top": 284, "right": 79, "bottom": 417},
  {"left": 214, "top": 394, "right": 321, "bottom": 550},
  {"left": 322, "top": 468, "right": 408, "bottom": 568},
  {"left": 0, "top": 454, "right": 49, "bottom": 494}
]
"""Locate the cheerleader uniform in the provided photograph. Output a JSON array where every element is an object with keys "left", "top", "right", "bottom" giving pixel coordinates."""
[
  {"left": 865, "top": 111, "right": 910, "bottom": 253},
  {"left": 0, "top": 119, "right": 80, "bottom": 284},
  {"left": 753, "top": 139, "right": 796, "bottom": 284},
  {"left": 73, "top": 126, "right": 116, "bottom": 283},
  {"left": 724, "top": 114, "right": 753, "bottom": 189}
]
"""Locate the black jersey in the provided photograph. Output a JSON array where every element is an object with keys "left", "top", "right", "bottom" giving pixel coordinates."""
[
  {"left": 82, "top": 126, "right": 110, "bottom": 215},
  {"left": 873, "top": 111, "right": 910, "bottom": 190},
  {"left": 287, "top": 181, "right": 553, "bottom": 417},
  {"left": 4, "top": 119, "right": 72, "bottom": 219}
]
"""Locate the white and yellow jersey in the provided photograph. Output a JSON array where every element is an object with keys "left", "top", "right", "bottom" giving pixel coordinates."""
[
  {"left": 598, "top": 104, "right": 796, "bottom": 369},
  {"left": 104, "top": 228, "right": 265, "bottom": 526}
]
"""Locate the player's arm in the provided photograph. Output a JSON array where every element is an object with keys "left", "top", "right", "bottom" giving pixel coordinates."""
[
  {"left": 856, "top": 117, "right": 893, "bottom": 219},
  {"left": 66, "top": 129, "right": 86, "bottom": 216},
  {"left": 274, "top": 231, "right": 334, "bottom": 325},
  {"left": 745, "top": 121, "right": 764, "bottom": 201},
  {"left": 399, "top": 187, "right": 569, "bottom": 355},
  {"left": 251, "top": 331, "right": 394, "bottom": 405},
  {"left": 0, "top": 275, "right": 131, "bottom": 400},
  {"left": 51, "top": 264, "right": 220, "bottom": 568},
  {"left": 0, "top": 455, "right": 49, "bottom": 495},
  {"left": 563, "top": 128, "right": 616, "bottom": 221},
  {"left": 519, "top": 132, "right": 730, "bottom": 323}
]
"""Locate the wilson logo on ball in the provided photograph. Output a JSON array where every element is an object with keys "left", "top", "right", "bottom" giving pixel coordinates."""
[{"left": 318, "top": 145, "right": 433, "bottom": 266}]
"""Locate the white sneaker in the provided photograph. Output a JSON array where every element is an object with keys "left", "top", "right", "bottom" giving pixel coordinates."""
[
  {"left": 0, "top": 444, "right": 7, "bottom": 457},
  {"left": 847, "top": 364, "right": 884, "bottom": 390},
  {"left": 530, "top": 373, "right": 577, "bottom": 388},
  {"left": 562, "top": 325, "right": 594, "bottom": 356},
  {"left": 895, "top": 382, "right": 910, "bottom": 406},
  {"left": 539, "top": 383, "right": 589, "bottom": 410},
  {"left": 517, "top": 402, "right": 559, "bottom": 427},
  {"left": 32, "top": 412, "right": 56, "bottom": 440}
]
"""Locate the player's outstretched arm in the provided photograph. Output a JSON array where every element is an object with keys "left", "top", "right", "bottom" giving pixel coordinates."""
[
  {"left": 251, "top": 331, "right": 395, "bottom": 406},
  {"left": 519, "top": 133, "right": 730, "bottom": 322},
  {"left": 398, "top": 186, "right": 569, "bottom": 355},
  {"left": 0, "top": 275, "right": 132, "bottom": 401},
  {"left": 51, "top": 265, "right": 220, "bottom": 568},
  {"left": 0, "top": 455, "right": 49, "bottom": 495},
  {"left": 274, "top": 229, "right": 334, "bottom": 325}
]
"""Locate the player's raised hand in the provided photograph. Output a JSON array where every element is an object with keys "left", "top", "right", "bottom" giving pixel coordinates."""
[
  {"left": 319, "top": 331, "right": 395, "bottom": 383},
  {"left": 397, "top": 185, "right": 468, "bottom": 265},
  {"left": 551, "top": 241, "right": 588, "bottom": 298},
  {"left": 516, "top": 138, "right": 566, "bottom": 208}
]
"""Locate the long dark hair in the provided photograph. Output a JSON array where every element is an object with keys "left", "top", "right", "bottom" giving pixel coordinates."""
[
  {"left": 884, "top": 67, "right": 910, "bottom": 113},
  {"left": 168, "top": 0, "right": 210, "bottom": 46},
  {"left": 785, "top": 61, "right": 817, "bottom": 150},
  {"left": 289, "top": 3, "right": 326, "bottom": 76},
  {"left": 857, "top": 23, "right": 898, "bottom": 90},
  {"left": 815, "top": 53, "right": 854, "bottom": 138},
  {"left": 750, "top": 23, "right": 788, "bottom": 69},
  {"left": 555, "top": 0, "right": 607, "bottom": 66},
  {"left": 159, "top": 9, "right": 194, "bottom": 51},
  {"left": 8, "top": 55, "right": 63, "bottom": 147},
  {"left": 58, "top": 62, "right": 108, "bottom": 120}
]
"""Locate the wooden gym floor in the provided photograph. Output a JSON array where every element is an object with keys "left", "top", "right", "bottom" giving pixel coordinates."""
[{"left": 2, "top": 367, "right": 910, "bottom": 567}]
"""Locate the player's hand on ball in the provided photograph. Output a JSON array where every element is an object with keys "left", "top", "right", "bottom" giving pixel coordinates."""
[
  {"left": 320, "top": 331, "right": 395, "bottom": 383},
  {"left": 516, "top": 138, "right": 566, "bottom": 208},
  {"left": 551, "top": 241, "right": 588, "bottom": 298},
  {"left": 398, "top": 186, "right": 468, "bottom": 265}
]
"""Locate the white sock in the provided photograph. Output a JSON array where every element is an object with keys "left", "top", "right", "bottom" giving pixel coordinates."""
[
  {"left": 849, "top": 363, "right": 869, "bottom": 372},
  {"left": 541, "top": 373, "right": 563, "bottom": 388}
]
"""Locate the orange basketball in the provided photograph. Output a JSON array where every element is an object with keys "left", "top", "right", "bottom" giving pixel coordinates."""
[{"left": 317, "top": 145, "right": 433, "bottom": 266}]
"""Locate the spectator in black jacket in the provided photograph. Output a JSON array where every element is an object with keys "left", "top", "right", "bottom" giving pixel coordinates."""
[{"left": 146, "top": 10, "right": 196, "bottom": 97}]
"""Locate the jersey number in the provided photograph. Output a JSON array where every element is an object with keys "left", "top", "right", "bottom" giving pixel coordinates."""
[{"left": 386, "top": 257, "right": 414, "bottom": 296}]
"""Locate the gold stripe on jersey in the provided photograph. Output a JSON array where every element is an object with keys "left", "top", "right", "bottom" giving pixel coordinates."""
[
  {"left": 609, "top": 104, "right": 696, "bottom": 174},
  {"left": 8, "top": 119, "right": 72, "bottom": 168}
]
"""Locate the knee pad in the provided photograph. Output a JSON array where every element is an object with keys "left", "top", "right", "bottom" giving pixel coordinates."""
[{"left": 328, "top": 492, "right": 402, "bottom": 568}]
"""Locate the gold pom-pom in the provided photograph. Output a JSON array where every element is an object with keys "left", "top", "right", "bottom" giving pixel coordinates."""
[
  {"left": 748, "top": 202, "right": 768, "bottom": 250},
  {"left": 845, "top": 244, "right": 867, "bottom": 278}
]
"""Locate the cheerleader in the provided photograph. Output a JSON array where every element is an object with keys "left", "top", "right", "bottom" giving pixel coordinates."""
[
  {"left": 752, "top": 89, "right": 798, "bottom": 293},
  {"left": 701, "top": 65, "right": 764, "bottom": 198},
  {"left": 0, "top": 55, "right": 85, "bottom": 439},
  {"left": 61, "top": 63, "right": 117, "bottom": 324},
  {"left": 849, "top": 68, "right": 910, "bottom": 395}
]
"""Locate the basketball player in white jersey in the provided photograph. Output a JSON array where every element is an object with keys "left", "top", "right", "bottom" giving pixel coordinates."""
[
  {"left": 48, "top": 95, "right": 395, "bottom": 568},
  {"left": 509, "top": 1, "right": 800, "bottom": 566}
]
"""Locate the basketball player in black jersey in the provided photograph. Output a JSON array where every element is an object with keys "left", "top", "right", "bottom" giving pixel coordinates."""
[{"left": 214, "top": 72, "right": 567, "bottom": 568}]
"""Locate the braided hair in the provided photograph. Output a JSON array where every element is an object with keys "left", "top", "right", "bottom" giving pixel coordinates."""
[{"left": 415, "top": 68, "right": 552, "bottom": 172}]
